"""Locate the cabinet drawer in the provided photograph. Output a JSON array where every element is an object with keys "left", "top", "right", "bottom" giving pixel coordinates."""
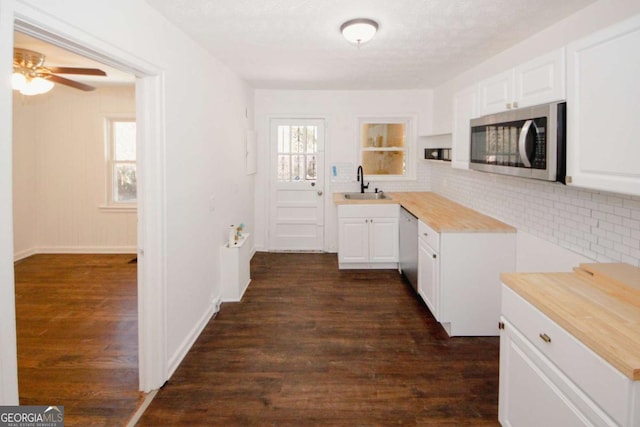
[
  {"left": 501, "top": 284, "right": 631, "bottom": 425},
  {"left": 338, "top": 204, "right": 399, "bottom": 218},
  {"left": 418, "top": 220, "right": 439, "bottom": 251}
]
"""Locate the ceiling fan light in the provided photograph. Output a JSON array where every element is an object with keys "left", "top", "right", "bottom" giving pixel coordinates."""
[
  {"left": 11, "top": 72, "right": 26, "bottom": 90},
  {"left": 20, "top": 77, "right": 54, "bottom": 96},
  {"left": 340, "top": 19, "right": 379, "bottom": 45}
]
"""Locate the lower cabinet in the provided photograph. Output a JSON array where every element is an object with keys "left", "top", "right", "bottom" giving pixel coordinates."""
[
  {"left": 417, "top": 220, "right": 516, "bottom": 336},
  {"left": 499, "top": 285, "right": 639, "bottom": 426},
  {"left": 417, "top": 226, "right": 439, "bottom": 318},
  {"left": 337, "top": 204, "right": 399, "bottom": 269}
]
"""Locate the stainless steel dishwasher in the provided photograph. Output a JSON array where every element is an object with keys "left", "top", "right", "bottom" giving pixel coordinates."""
[{"left": 399, "top": 207, "right": 418, "bottom": 290}]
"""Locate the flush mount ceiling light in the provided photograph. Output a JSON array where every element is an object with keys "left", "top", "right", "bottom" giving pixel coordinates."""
[{"left": 340, "top": 18, "right": 379, "bottom": 46}]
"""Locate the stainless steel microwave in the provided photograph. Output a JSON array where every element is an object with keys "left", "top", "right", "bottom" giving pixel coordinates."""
[{"left": 469, "top": 101, "right": 566, "bottom": 182}]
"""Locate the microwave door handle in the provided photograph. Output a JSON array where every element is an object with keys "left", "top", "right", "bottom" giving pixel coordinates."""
[{"left": 518, "top": 119, "right": 534, "bottom": 167}]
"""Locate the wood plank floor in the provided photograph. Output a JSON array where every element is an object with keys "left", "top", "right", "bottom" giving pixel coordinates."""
[
  {"left": 137, "top": 252, "right": 500, "bottom": 426},
  {"left": 14, "top": 254, "right": 143, "bottom": 427}
]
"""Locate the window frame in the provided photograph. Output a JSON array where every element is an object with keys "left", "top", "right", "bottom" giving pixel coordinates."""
[
  {"left": 358, "top": 116, "right": 416, "bottom": 181},
  {"left": 103, "top": 116, "right": 137, "bottom": 211}
]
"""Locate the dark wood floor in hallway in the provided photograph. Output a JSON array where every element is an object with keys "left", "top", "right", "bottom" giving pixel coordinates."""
[
  {"left": 14, "top": 254, "right": 142, "bottom": 426},
  {"left": 138, "top": 252, "right": 500, "bottom": 426}
]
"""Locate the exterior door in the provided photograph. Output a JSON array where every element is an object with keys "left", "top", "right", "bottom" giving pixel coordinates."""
[{"left": 270, "top": 119, "right": 325, "bottom": 251}]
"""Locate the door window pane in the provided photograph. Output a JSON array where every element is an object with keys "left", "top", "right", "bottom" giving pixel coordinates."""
[
  {"left": 278, "top": 154, "right": 291, "bottom": 181},
  {"left": 277, "top": 125, "right": 318, "bottom": 182}
]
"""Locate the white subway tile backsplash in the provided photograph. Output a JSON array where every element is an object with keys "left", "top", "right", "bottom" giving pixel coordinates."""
[
  {"left": 614, "top": 243, "right": 631, "bottom": 256},
  {"left": 623, "top": 218, "right": 640, "bottom": 230},
  {"left": 428, "top": 163, "right": 640, "bottom": 268},
  {"left": 614, "top": 225, "right": 631, "bottom": 238},
  {"left": 605, "top": 248, "right": 622, "bottom": 261},
  {"left": 624, "top": 199, "right": 640, "bottom": 210},
  {"left": 615, "top": 207, "right": 632, "bottom": 218},
  {"left": 623, "top": 237, "right": 640, "bottom": 249}
]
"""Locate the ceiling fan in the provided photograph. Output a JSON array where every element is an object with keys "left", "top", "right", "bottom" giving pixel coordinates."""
[{"left": 12, "top": 47, "right": 107, "bottom": 95}]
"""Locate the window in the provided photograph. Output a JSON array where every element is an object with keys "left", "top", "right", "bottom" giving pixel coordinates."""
[
  {"left": 276, "top": 125, "right": 318, "bottom": 182},
  {"left": 106, "top": 118, "right": 137, "bottom": 206},
  {"left": 359, "top": 117, "right": 415, "bottom": 179}
]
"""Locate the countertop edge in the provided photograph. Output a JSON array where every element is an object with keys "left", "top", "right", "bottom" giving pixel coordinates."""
[
  {"left": 333, "top": 192, "right": 516, "bottom": 234},
  {"left": 501, "top": 271, "right": 640, "bottom": 381}
]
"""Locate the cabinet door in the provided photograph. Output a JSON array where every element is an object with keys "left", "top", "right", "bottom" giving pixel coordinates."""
[
  {"left": 368, "top": 218, "right": 399, "bottom": 262},
  {"left": 418, "top": 238, "right": 439, "bottom": 319},
  {"left": 478, "top": 69, "right": 514, "bottom": 116},
  {"left": 451, "top": 85, "right": 477, "bottom": 170},
  {"left": 499, "top": 320, "right": 592, "bottom": 427},
  {"left": 514, "top": 48, "right": 565, "bottom": 108},
  {"left": 566, "top": 15, "right": 640, "bottom": 196},
  {"left": 338, "top": 218, "right": 369, "bottom": 263}
]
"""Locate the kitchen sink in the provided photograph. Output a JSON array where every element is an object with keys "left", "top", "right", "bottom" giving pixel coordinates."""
[{"left": 343, "top": 192, "right": 390, "bottom": 200}]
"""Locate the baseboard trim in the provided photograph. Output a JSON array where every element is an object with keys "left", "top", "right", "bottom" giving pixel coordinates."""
[
  {"left": 13, "top": 248, "right": 37, "bottom": 262},
  {"left": 125, "top": 389, "right": 158, "bottom": 427},
  {"left": 14, "top": 246, "right": 137, "bottom": 261},
  {"left": 167, "top": 303, "right": 215, "bottom": 378}
]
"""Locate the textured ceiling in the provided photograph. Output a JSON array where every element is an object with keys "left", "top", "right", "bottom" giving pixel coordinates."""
[{"left": 146, "top": 0, "right": 597, "bottom": 90}]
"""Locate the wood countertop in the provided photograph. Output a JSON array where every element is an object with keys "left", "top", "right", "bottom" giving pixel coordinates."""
[
  {"left": 501, "top": 263, "right": 640, "bottom": 380},
  {"left": 333, "top": 191, "right": 515, "bottom": 233}
]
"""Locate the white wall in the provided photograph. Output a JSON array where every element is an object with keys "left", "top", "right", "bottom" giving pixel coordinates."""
[
  {"left": 0, "top": 0, "right": 255, "bottom": 401},
  {"left": 254, "top": 89, "right": 432, "bottom": 252},
  {"left": 429, "top": 0, "right": 640, "bottom": 268},
  {"left": 13, "top": 86, "right": 137, "bottom": 259}
]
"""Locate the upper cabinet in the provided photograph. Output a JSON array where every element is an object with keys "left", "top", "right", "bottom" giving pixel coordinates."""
[
  {"left": 477, "top": 69, "right": 514, "bottom": 116},
  {"left": 566, "top": 15, "right": 640, "bottom": 196},
  {"left": 451, "top": 85, "right": 478, "bottom": 170},
  {"left": 478, "top": 48, "right": 566, "bottom": 116}
]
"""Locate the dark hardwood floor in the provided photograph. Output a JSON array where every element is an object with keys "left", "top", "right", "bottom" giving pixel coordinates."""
[
  {"left": 138, "top": 252, "right": 500, "bottom": 426},
  {"left": 14, "top": 254, "right": 143, "bottom": 426}
]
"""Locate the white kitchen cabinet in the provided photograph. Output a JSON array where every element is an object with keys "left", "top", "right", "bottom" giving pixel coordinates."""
[
  {"left": 451, "top": 85, "right": 478, "bottom": 169},
  {"left": 565, "top": 14, "right": 640, "bottom": 196},
  {"left": 514, "top": 48, "right": 566, "bottom": 109},
  {"left": 499, "top": 285, "right": 639, "bottom": 427},
  {"left": 417, "top": 229, "right": 438, "bottom": 318},
  {"left": 478, "top": 48, "right": 565, "bottom": 116},
  {"left": 478, "top": 69, "right": 514, "bottom": 116},
  {"left": 337, "top": 204, "right": 399, "bottom": 269},
  {"left": 417, "top": 220, "right": 516, "bottom": 336}
]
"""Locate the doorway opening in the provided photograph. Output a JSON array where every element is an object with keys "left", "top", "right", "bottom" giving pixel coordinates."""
[
  {"left": 2, "top": 11, "right": 168, "bottom": 411},
  {"left": 11, "top": 30, "right": 143, "bottom": 423}
]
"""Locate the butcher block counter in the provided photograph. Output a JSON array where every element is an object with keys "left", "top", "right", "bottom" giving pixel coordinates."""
[
  {"left": 501, "top": 263, "right": 640, "bottom": 380},
  {"left": 333, "top": 191, "right": 515, "bottom": 233}
]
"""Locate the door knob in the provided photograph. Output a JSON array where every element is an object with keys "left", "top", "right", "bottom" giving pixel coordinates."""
[{"left": 317, "top": 190, "right": 323, "bottom": 196}]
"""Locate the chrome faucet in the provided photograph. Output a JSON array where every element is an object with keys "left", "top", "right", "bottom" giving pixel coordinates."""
[{"left": 357, "top": 165, "right": 369, "bottom": 194}]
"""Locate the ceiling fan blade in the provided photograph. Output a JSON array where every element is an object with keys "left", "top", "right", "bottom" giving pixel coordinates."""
[
  {"left": 48, "top": 74, "right": 96, "bottom": 92},
  {"left": 47, "top": 66, "right": 106, "bottom": 76}
]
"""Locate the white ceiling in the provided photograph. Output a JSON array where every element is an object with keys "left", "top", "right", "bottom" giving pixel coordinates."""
[
  {"left": 13, "top": 32, "right": 135, "bottom": 87},
  {"left": 146, "top": 0, "right": 597, "bottom": 90}
]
